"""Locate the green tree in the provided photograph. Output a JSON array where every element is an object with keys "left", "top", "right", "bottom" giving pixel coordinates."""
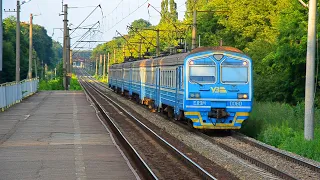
[
  {"left": 160, "top": 0, "right": 170, "bottom": 23},
  {"left": 169, "top": 0, "right": 178, "bottom": 21},
  {"left": 0, "top": 16, "right": 62, "bottom": 83}
]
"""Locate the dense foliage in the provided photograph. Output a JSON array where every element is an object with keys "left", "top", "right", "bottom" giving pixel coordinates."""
[
  {"left": 0, "top": 16, "right": 62, "bottom": 83},
  {"left": 92, "top": 0, "right": 320, "bottom": 106},
  {"left": 241, "top": 102, "right": 320, "bottom": 161}
]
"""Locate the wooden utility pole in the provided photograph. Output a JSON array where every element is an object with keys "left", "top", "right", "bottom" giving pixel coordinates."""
[
  {"left": 304, "top": 0, "right": 317, "bottom": 140},
  {"left": 28, "top": 14, "right": 33, "bottom": 79}
]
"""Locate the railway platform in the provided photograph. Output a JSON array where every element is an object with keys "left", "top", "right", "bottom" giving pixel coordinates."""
[{"left": 0, "top": 91, "right": 138, "bottom": 180}]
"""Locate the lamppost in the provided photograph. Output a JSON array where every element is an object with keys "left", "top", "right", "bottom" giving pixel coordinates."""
[{"left": 16, "top": 0, "right": 32, "bottom": 82}]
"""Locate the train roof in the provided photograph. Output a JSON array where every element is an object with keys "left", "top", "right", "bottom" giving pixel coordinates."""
[
  {"left": 119, "top": 53, "right": 188, "bottom": 68},
  {"left": 110, "top": 46, "right": 248, "bottom": 69},
  {"left": 190, "top": 46, "right": 244, "bottom": 54}
]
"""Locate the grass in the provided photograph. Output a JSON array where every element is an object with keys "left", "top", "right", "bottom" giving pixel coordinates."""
[
  {"left": 69, "top": 74, "right": 82, "bottom": 90},
  {"left": 241, "top": 102, "right": 320, "bottom": 162},
  {"left": 38, "top": 78, "right": 64, "bottom": 90},
  {"left": 94, "top": 74, "right": 108, "bottom": 83},
  {"left": 38, "top": 74, "right": 82, "bottom": 91}
]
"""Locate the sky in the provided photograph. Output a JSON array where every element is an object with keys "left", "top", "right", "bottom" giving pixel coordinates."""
[{"left": 3, "top": 0, "right": 187, "bottom": 50}]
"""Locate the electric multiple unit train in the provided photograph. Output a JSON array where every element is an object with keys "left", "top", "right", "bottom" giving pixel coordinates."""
[{"left": 108, "top": 46, "right": 253, "bottom": 130}]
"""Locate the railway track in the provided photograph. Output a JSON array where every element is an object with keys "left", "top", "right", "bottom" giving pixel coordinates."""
[
  {"left": 77, "top": 72, "right": 222, "bottom": 179},
  {"left": 77, "top": 70, "right": 320, "bottom": 180},
  {"left": 200, "top": 133, "right": 320, "bottom": 180}
]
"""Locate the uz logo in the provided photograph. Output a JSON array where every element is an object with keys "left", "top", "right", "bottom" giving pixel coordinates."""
[{"left": 211, "top": 87, "right": 227, "bottom": 93}]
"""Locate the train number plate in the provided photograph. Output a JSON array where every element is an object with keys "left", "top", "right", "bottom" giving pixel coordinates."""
[
  {"left": 193, "top": 101, "right": 207, "bottom": 106},
  {"left": 229, "top": 101, "right": 243, "bottom": 106}
]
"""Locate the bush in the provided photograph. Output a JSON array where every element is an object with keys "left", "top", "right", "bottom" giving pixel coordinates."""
[
  {"left": 279, "top": 129, "right": 320, "bottom": 161},
  {"left": 241, "top": 101, "right": 320, "bottom": 162},
  {"left": 258, "top": 124, "right": 295, "bottom": 147},
  {"left": 38, "top": 79, "right": 63, "bottom": 90},
  {"left": 69, "top": 74, "right": 82, "bottom": 90}
]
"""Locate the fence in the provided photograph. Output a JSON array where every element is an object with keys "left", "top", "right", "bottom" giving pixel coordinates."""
[{"left": 0, "top": 78, "right": 38, "bottom": 111}]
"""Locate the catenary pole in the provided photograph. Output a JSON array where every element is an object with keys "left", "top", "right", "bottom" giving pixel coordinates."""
[
  {"left": 63, "top": 4, "right": 68, "bottom": 90},
  {"left": 0, "top": 0, "right": 3, "bottom": 71},
  {"left": 63, "top": 5, "right": 66, "bottom": 87},
  {"left": 95, "top": 57, "right": 98, "bottom": 76},
  {"left": 114, "top": 48, "right": 116, "bottom": 63},
  {"left": 156, "top": 29, "right": 160, "bottom": 56},
  {"left": 191, "top": 7, "right": 197, "bottom": 49},
  {"left": 103, "top": 54, "right": 106, "bottom": 80},
  {"left": 16, "top": 0, "right": 21, "bottom": 82},
  {"left": 66, "top": 27, "right": 70, "bottom": 88},
  {"left": 304, "top": 0, "right": 317, "bottom": 140},
  {"left": 70, "top": 49, "right": 72, "bottom": 74},
  {"left": 107, "top": 52, "right": 110, "bottom": 77},
  {"left": 28, "top": 13, "right": 33, "bottom": 79},
  {"left": 34, "top": 57, "right": 37, "bottom": 78},
  {"left": 99, "top": 54, "right": 102, "bottom": 76}
]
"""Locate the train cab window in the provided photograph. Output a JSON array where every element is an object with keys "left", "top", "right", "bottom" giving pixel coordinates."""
[
  {"left": 221, "top": 58, "right": 249, "bottom": 84},
  {"left": 189, "top": 66, "right": 216, "bottom": 83}
]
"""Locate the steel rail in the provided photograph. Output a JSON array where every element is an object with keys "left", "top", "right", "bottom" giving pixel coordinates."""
[
  {"left": 79, "top": 74, "right": 217, "bottom": 180},
  {"left": 233, "top": 133, "right": 320, "bottom": 173},
  {"left": 78, "top": 78, "right": 158, "bottom": 180}
]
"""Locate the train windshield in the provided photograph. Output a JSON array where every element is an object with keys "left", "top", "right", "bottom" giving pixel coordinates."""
[
  {"left": 221, "top": 58, "right": 249, "bottom": 83},
  {"left": 189, "top": 66, "right": 216, "bottom": 83}
]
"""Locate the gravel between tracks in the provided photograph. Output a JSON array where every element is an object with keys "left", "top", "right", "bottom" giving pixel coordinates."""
[{"left": 95, "top": 85, "right": 280, "bottom": 180}]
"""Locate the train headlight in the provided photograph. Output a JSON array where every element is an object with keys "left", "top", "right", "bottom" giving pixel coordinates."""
[
  {"left": 238, "top": 93, "right": 248, "bottom": 99},
  {"left": 190, "top": 92, "right": 200, "bottom": 98}
]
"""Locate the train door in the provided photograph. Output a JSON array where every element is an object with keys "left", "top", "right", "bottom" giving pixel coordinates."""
[
  {"left": 174, "top": 66, "right": 181, "bottom": 115},
  {"left": 129, "top": 68, "right": 132, "bottom": 96},
  {"left": 155, "top": 67, "right": 161, "bottom": 108}
]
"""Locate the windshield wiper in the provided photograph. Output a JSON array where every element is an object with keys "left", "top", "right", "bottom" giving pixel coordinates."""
[{"left": 191, "top": 80, "right": 203, "bottom": 86}]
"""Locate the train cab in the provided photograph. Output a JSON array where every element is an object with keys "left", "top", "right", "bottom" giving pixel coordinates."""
[{"left": 183, "top": 47, "right": 253, "bottom": 130}]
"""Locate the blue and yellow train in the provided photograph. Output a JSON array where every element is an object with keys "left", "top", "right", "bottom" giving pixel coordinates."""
[{"left": 109, "top": 46, "right": 253, "bottom": 130}]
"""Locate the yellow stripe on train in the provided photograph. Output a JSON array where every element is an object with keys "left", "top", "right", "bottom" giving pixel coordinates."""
[{"left": 184, "top": 112, "right": 249, "bottom": 129}]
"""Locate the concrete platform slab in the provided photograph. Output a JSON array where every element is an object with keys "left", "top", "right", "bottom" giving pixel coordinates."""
[{"left": 0, "top": 91, "right": 138, "bottom": 180}]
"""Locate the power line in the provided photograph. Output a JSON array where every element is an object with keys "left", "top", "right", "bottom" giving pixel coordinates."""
[
  {"left": 106, "top": 0, "right": 148, "bottom": 32},
  {"left": 70, "top": 4, "right": 101, "bottom": 36},
  {"left": 108, "top": 0, "right": 124, "bottom": 16},
  {"left": 71, "top": 21, "right": 100, "bottom": 48}
]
